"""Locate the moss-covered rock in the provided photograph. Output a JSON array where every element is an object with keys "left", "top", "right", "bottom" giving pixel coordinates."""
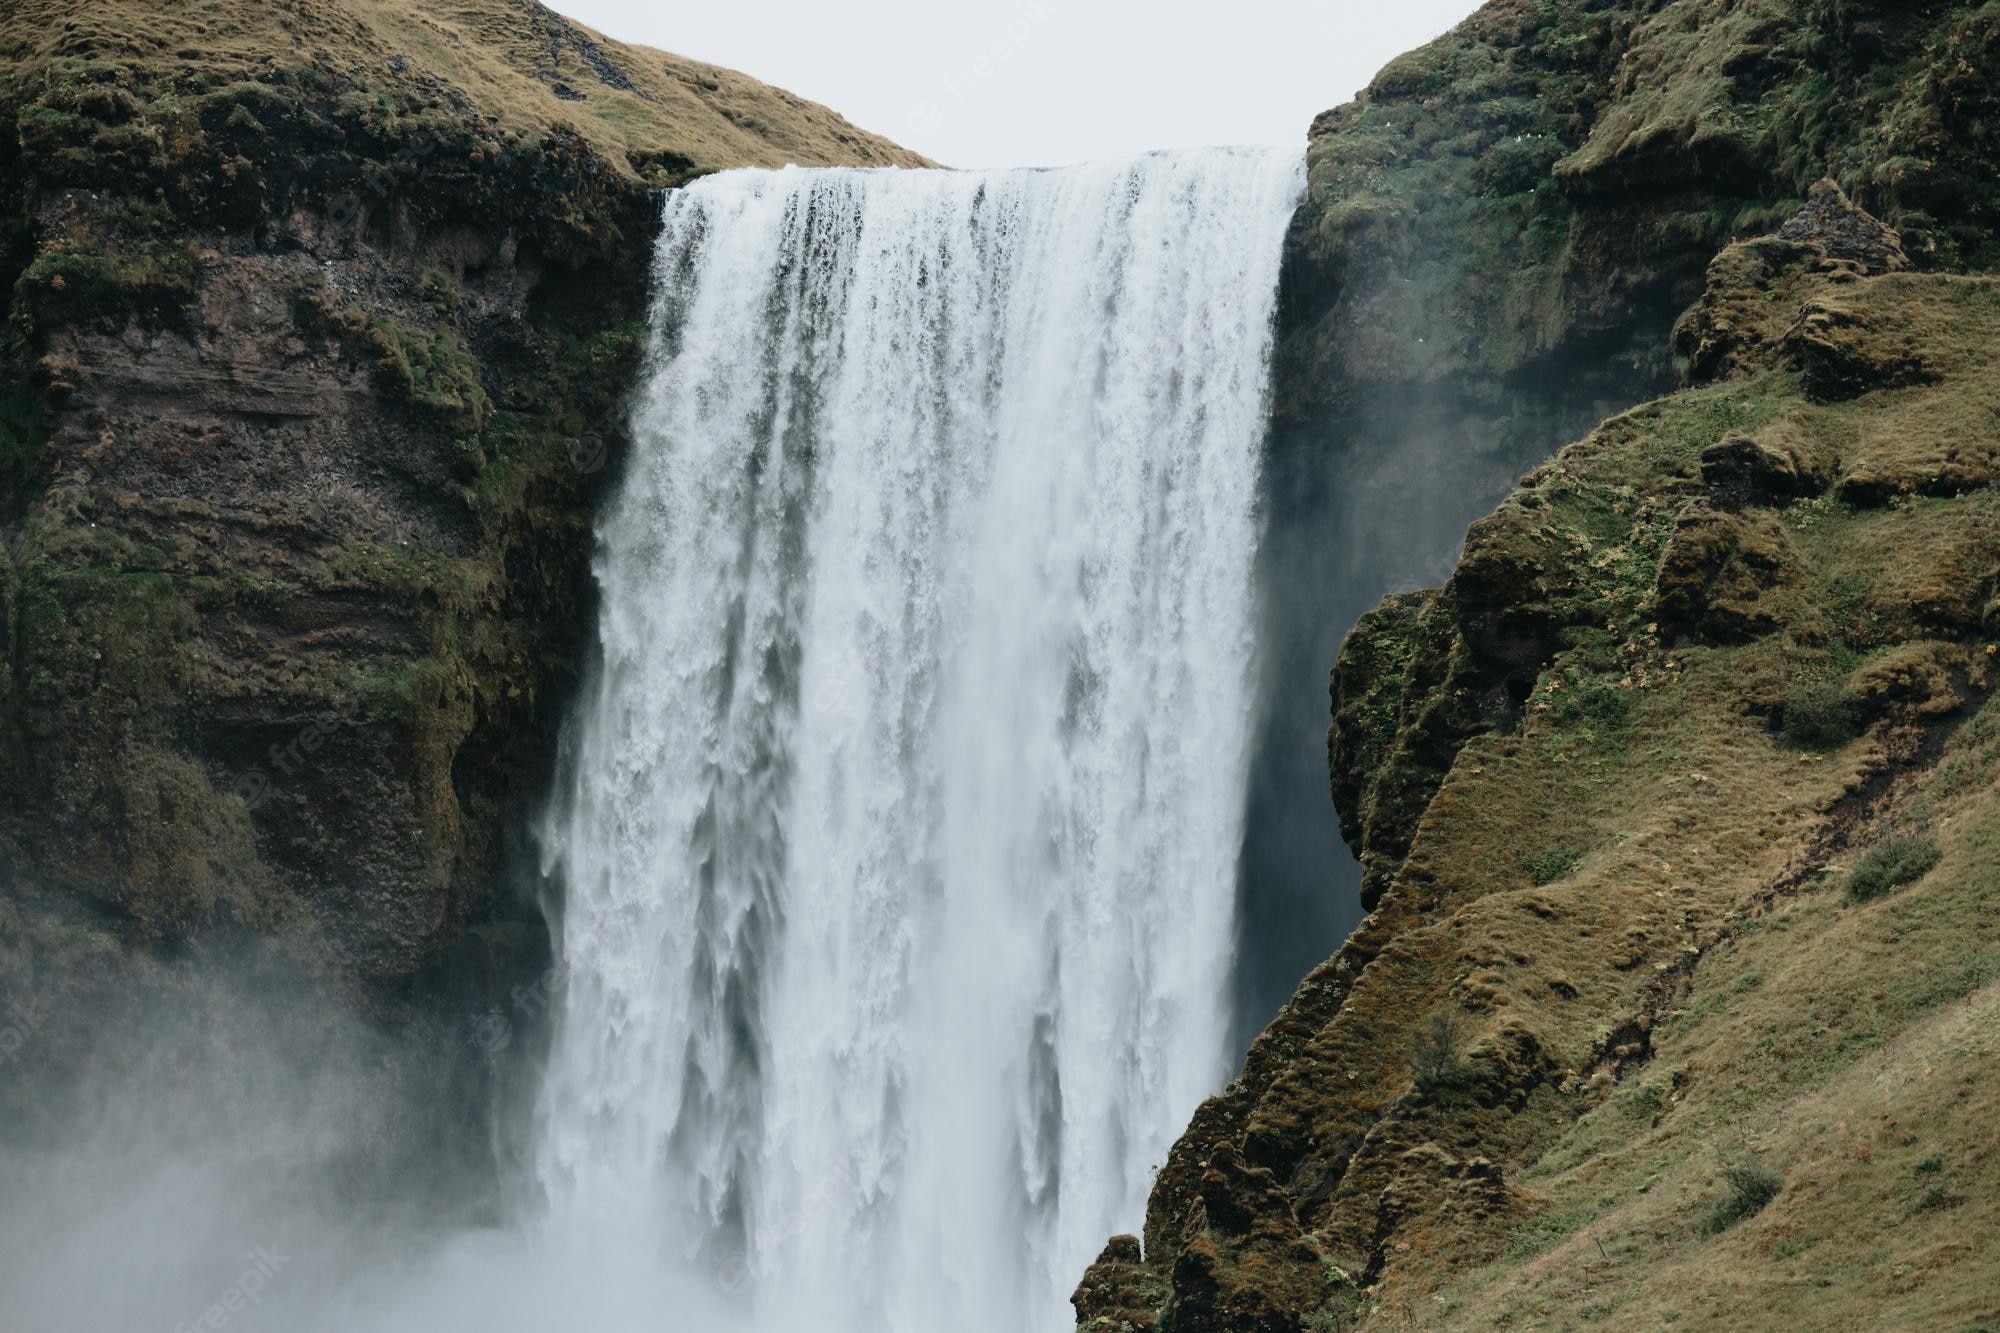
[
  {"left": 0, "top": 1, "right": 921, "bottom": 1029},
  {"left": 1103, "top": 4, "right": 2000, "bottom": 1312}
]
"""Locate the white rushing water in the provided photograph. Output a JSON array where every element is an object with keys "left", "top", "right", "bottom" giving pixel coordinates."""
[{"left": 535, "top": 148, "right": 1302, "bottom": 1332}]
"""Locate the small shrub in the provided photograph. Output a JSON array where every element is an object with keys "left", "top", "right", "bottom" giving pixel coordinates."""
[
  {"left": 1780, "top": 678, "right": 1860, "bottom": 750},
  {"left": 1303, "top": 1306, "right": 1356, "bottom": 1333},
  {"left": 1628, "top": 1081, "right": 1666, "bottom": 1119},
  {"left": 1703, "top": 1158, "right": 1781, "bottom": 1234},
  {"left": 1845, "top": 834, "right": 1942, "bottom": 904},
  {"left": 1409, "top": 1010, "right": 1472, "bottom": 1097},
  {"left": 1504, "top": 1207, "right": 1583, "bottom": 1260},
  {"left": 1546, "top": 676, "right": 1631, "bottom": 726},
  {"left": 1526, "top": 846, "right": 1584, "bottom": 885}
]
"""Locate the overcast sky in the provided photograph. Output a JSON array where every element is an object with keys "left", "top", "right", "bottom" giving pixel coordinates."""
[{"left": 552, "top": 1, "right": 1487, "bottom": 169}]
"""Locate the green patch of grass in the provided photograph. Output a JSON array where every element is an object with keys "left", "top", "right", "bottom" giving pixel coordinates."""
[
  {"left": 1526, "top": 846, "right": 1585, "bottom": 885},
  {"left": 17, "top": 236, "right": 197, "bottom": 330},
  {"left": 1820, "top": 570, "right": 1881, "bottom": 646},
  {"left": 1780, "top": 677, "right": 1862, "bottom": 751},
  {"left": 1628, "top": 1081, "right": 1667, "bottom": 1120},
  {"left": 1846, "top": 835, "right": 1942, "bottom": 904},
  {"left": 366, "top": 321, "right": 490, "bottom": 435},
  {"left": 295, "top": 288, "right": 491, "bottom": 436},
  {"left": 1545, "top": 675, "right": 1632, "bottom": 727},
  {"left": 1504, "top": 1206, "right": 1588, "bottom": 1261},
  {"left": 1918, "top": 694, "right": 2000, "bottom": 810}
]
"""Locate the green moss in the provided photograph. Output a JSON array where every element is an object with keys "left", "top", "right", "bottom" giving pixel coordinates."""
[
  {"left": 340, "top": 656, "right": 457, "bottom": 727},
  {"left": 295, "top": 289, "right": 492, "bottom": 436},
  {"left": 471, "top": 321, "right": 641, "bottom": 509},
  {"left": 17, "top": 236, "right": 197, "bottom": 330},
  {"left": 372, "top": 321, "right": 491, "bottom": 435}
]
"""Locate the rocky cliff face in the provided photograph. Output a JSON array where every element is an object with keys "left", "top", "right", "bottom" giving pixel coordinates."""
[
  {"left": 1086, "top": 2, "right": 2000, "bottom": 1328},
  {"left": 1240, "top": 0, "right": 2000, "bottom": 1021},
  {"left": 0, "top": 0, "right": 921, "bottom": 1123}
]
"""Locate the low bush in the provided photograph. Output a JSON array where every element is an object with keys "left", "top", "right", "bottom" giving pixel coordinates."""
[
  {"left": 1526, "top": 846, "right": 1584, "bottom": 885},
  {"left": 1779, "top": 677, "right": 1860, "bottom": 750},
  {"left": 1409, "top": 1010, "right": 1472, "bottom": 1097},
  {"left": 1704, "top": 1158, "right": 1782, "bottom": 1234},
  {"left": 1846, "top": 834, "right": 1942, "bottom": 904},
  {"left": 1303, "top": 1307, "right": 1356, "bottom": 1332}
]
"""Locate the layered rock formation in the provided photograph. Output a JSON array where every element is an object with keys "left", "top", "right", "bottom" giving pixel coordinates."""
[
  {"left": 0, "top": 0, "right": 921, "bottom": 1119},
  {"left": 1087, "top": 1, "right": 2000, "bottom": 1327}
]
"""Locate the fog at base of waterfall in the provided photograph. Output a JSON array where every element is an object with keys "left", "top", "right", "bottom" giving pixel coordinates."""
[{"left": 534, "top": 151, "right": 1302, "bottom": 1331}]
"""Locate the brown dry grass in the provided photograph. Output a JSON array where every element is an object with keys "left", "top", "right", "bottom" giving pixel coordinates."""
[
  {"left": 1341, "top": 270, "right": 2000, "bottom": 1328},
  {"left": 0, "top": 0, "right": 931, "bottom": 178}
]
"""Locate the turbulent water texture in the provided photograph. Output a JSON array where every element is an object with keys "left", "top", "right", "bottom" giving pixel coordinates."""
[{"left": 536, "top": 149, "right": 1302, "bottom": 1331}]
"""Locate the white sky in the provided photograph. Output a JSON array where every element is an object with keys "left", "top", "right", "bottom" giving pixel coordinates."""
[{"left": 551, "top": 1, "right": 1487, "bottom": 169}]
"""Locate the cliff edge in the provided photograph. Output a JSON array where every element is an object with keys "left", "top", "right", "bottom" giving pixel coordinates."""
[
  {"left": 0, "top": 0, "right": 921, "bottom": 1119},
  {"left": 1084, "top": 2, "right": 2000, "bottom": 1328}
]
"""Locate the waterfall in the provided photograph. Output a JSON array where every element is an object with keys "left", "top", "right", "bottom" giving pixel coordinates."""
[{"left": 535, "top": 148, "right": 1302, "bottom": 1331}]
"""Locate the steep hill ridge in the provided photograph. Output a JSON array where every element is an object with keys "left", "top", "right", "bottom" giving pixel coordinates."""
[
  {"left": 1083, "top": 1, "right": 2000, "bottom": 1328},
  {"left": 1242, "top": 0, "right": 2000, "bottom": 1005}
]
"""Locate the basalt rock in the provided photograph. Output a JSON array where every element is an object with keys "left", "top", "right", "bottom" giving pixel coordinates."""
[
  {"left": 1698, "top": 430, "right": 1832, "bottom": 504},
  {"left": 0, "top": 1, "right": 922, "bottom": 1061}
]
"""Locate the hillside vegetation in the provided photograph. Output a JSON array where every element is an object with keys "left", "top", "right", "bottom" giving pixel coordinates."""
[
  {"left": 1081, "top": 1, "right": 2000, "bottom": 1328},
  {"left": 0, "top": 0, "right": 926, "bottom": 188}
]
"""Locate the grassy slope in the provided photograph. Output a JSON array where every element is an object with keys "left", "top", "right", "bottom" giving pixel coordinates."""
[
  {"left": 1079, "top": 4, "right": 2000, "bottom": 1326},
  {"left": 0, "top": 0, "right": 930, "bottom": 183},
  {"left": 1317, "top": 220, "right": 2000, "bottom": 1328},
  {"left": 1082, "top": 182, "right": 2000, "bottom": 1330}
]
